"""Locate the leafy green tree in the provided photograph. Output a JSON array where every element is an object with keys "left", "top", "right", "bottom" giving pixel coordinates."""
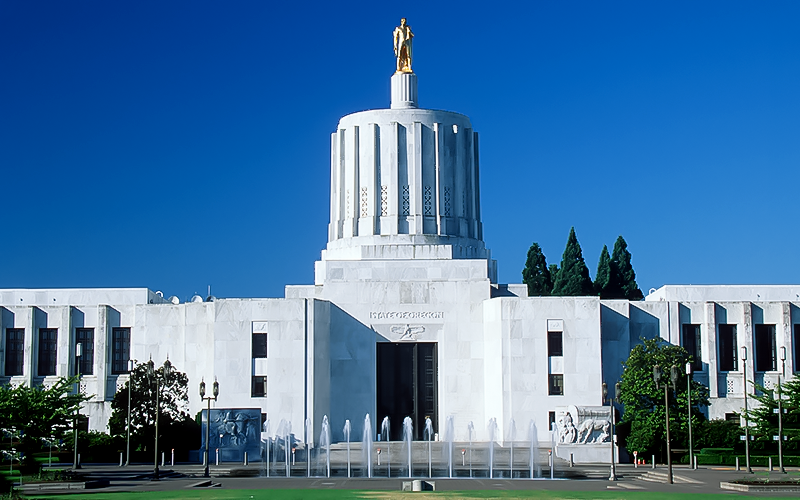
[
  {"left": 611, "top": 236, "right": 643, "bottom": 300},
  {"left": 551, "top": 227, "right": 594, "bottom": 296},
  {"left": 108, "top": 359, "right": 199, "bottom": 457},
  {"left": 0, "top": 376, "right": 89, "bottom": 469},
  {"left": 741, "top": 375, "right": 800, "bottom": 454},
  {"left": 522, "top": 243, "right": 552, "bottom": 296},
  {"left": 618, "top": 337, "right": 710, "bottom": 460}
]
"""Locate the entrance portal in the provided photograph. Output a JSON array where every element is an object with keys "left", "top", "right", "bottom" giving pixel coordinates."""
[{"left": 376, "top": 342, "right": 438, "bottom": 441}]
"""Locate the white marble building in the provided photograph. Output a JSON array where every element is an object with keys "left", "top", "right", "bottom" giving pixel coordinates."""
[{"left": 1, "top": 67, "right": 798, "bottom": 458}]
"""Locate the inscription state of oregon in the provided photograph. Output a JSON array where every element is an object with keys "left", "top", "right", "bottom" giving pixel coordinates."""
[{"left": 369, "top": 311, "right": 444, "bottom": 320}]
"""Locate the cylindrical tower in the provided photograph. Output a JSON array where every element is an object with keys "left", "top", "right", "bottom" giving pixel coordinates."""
[{"left": 323, "top": 72, "right": 489, "bottom": 262}]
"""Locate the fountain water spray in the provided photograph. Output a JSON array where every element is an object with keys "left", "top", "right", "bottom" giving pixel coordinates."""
[
  {"left": 319, "top": 415, "right": 331, "bottom": 478},
  {"left": 381, "top": 416, "right": 391, "bottom": 477},
  {"left": 444, "top": 416, "right": 454, "bottom": 478},
  {"left": 529, "top": 420, "right": 540, "bottom": 479},
  {"left": 424, "top": 417, "right": 433, "bottom": 478},
  {"left": 275, "top": 419, "right": 291, "bottom": 477},
  {"left": 362, "top": 414, "right": 373, "bottom": 478},
  {"left": 343, "top": 420, "right": 351, "bottom": 478},
  {"left": 550, "top": 422, "right": 557, "bottom": 480},
  {"left": 305, "top": 418, "right": 311, "bottom": 478},
  {"left": 467, "top": 421, "right": 474, "bottom": 478},
  {"left": 402, "top": 417, "right": 413, "bottom": 478},
  {"left": 487, "top": 418, "right": 498, "bottom": 479},
  {"left": 508, "top": 418, "right": 516, "bottom": 479},
  {"left": 262, "top": 419, "right": 270, "bottom": 478}
]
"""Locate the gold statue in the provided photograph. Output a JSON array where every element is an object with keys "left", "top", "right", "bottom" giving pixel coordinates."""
[{"left": 393, "top": 18, "right": 414, "bottom": 73}]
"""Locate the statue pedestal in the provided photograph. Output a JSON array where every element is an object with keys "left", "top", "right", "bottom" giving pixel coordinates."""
[{"left": 391, "top": 72, "right": 418, "bottom": 109}]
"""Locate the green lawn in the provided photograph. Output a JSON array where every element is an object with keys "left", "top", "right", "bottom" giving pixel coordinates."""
[{"left": 25, "top": 491, "right": 789, "bottom": 500}]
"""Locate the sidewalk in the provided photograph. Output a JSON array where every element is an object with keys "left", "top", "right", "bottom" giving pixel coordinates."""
[{"left": 16, "top": 462, "right": 800, "bottom": 497}]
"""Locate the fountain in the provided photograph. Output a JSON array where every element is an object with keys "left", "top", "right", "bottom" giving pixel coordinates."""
[
  {"left": 262, "top": 419, "right": 270, "bottom": 478},
  {"left": 381, "top": 416, "right": 390, "bottom": 477},
  {"left": 444, "top": 416, "right": 454, "bottom": 478},
  {"left": 487, "top": 418, "right": 498, "bottom": 479},
  {"left": 508, "top": 418, "right": 516, "bottom": 478},
  {"left": 467, "top": 421, "right": 475, "bottom": 478},
  {"left": 529, "top": 420, "right": 540, "bottom": 479},
  {"left": 343, "top": 419, "right": 351, "bottom": 478},
  {"left": 362, "top": 414, "right": 373, "bottom": 478},
  {"left": 402, "top": 417, "right": 413, "bottom": 478},
  {"left": 424, "top": 417, "right": 433, "bottom": 477},
  {"left": 319, "top": 415, "right": 331, "bottom": 478}
]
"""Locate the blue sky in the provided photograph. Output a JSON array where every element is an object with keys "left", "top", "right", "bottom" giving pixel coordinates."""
[{"left": 1, "top": 1, "right": 798, "bottom": 301}]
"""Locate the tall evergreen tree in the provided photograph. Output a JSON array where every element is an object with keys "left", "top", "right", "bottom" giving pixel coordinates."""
[
  {"left": 551, "top": 227, "right": 594, "bottom": 296},
  {"left": 522, "top": 243, "right": 552, "bottom": 296},
  {"left": 594, "top": 245, "right": 612, "bottom": 297},
  {"left": 612, "top": 236, "right": 644, "bottom": 300},
  {"left": 548, "top": 264, "right": 560, "bottom": 286}
]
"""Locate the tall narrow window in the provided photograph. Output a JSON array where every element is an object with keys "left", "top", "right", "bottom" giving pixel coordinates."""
[
  {"left": 548, "top": 374, "right": 564, "bottom": 395},
  {"left": 75, "top": 328, "right": 94, "bottom": 375},
  {"left": 5, "top": 328, "right": 25, "bottom": 376},
  {"left": 38, "top": 328, "right": 58, "bottom": 376},
  {"left": 718, "top": 324, "right": 738, "bottom": 372},
  {"left": 252, "top": 333, "right": 268, "bottom": 358},
  {"left": 682, "top": 324, "right": 702, "bottom": 371},
  {"left": 547, "top": 331, "right": 563, "bottom": 357},
  {"left": 112, "top": 327, "right": 131, "bottom": 374},
  {"left": 754, "top": 324, "right": 776, "bottom": 372}
]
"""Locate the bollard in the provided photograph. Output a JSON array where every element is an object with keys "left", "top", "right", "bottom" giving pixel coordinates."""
[
  {"left": 569, "top": 453, "right": 574, "bottom": 467},
  {"left": 161, "top": 451, "right": 165, "bottom": 467},
  {"left": 171, "top": 449, "right": 175, "bottom": 467},
  {"left": 769, "top": 457, "right": 773, "bottom": 471},
  {"left": 119, "top": 452, "right": 123, "bottom": 467},
  {"left": 377, "top": 448, "right": 381, "bottom": 466},
  {"left": 244, "top": 452, "right": 248, "bottom": 466},
  {"left": 78, "top": 453, "right": 81, "bottom": 467},
  {"left": 462, "top": 449, "right": 466, "bottom": 466},
  {"left": 292, "top": 448, "right": 296, "bottom": 465},
  {"left": 693, "top": 455, "right": 697, "bottom": 470},
  {"left": 651, "top": 455, "right": 655, "bottom": 469},
  {"left": 216, "top": 448, "right": 219, "bottom": 466},
  {"left": 736, "top": 457, "right": 740, "bottom": 471}
]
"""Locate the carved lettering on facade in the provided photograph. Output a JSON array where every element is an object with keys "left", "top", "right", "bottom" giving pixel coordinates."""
[{"left": 369, "top": 311, "right": 444, "bottom": 320}]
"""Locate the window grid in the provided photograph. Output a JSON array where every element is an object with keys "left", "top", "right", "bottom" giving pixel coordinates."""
[
  {"left": 75, "top": 328, "right": 94, "bottom": 375},
  {"left": 718, "top": 324, "right": 738, "bottom": 372},
  {"left": 112, "top": 328, "right": 131, "bottom": 374},
  {"left": 38, "top": 328, "right": 58, "bottom": 376},
  {"left": 548, "top": 374, "right": 564, "bottom": 396},
  {"left": 682, "top": 324, "right": 702, "bottom": 371},
  {"left": 252, "top": 376, "right": 267, "bottom": 397},
  {"left": 5, "top": 328, "right": 25, "bottom": 376}
]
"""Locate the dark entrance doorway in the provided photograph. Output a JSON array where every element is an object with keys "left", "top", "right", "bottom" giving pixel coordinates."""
[{"left": 376, "top": 342, "right": 438, "bottom": 441}]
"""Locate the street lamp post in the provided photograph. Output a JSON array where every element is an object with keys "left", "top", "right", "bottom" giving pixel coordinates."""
[
  {"left": 603, "top": 381, "right": 621, "bottom": 481},
  {"left": 73, "top": 343, "right": 82, "bottom": 470},
  {"left": 200, "top": 377, "right": 220, "bottom": 478},
  {"left": 741, "top": 346, "right": 752, "bottom": 473},
  {"left": 125, "top": 359, "right": 134, "bottom": 466},
  {"left": 653, "top": 364, "right": 678, "bottom": 484},
  {"left": 686, "top": 362, "right": 694, "bottom": 469},
  {"left": 777, "top": 346, "right": 786, "bottom": 474},
  {"left": 147, "top": 357, "right": 173, "bottom": 481}
]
